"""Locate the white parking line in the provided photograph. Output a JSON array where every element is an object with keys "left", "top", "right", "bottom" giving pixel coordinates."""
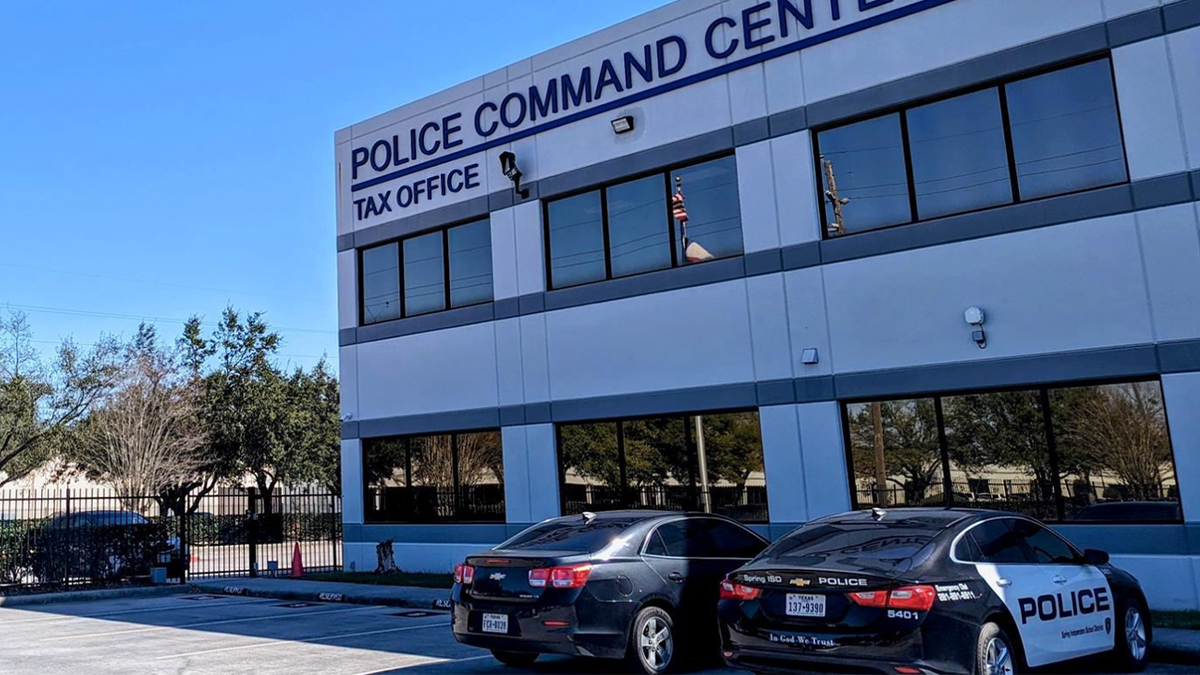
[
  {"left": 340, "top": 655, "right": 493, "bottom": 675},
  {"left": 0, "top": 598, "right": 280, "bottom": 625},
  {"left": 155, "top": 621, "right": 448, "bottom": 659},
  {"left": 39, "top": 604, "right": 385, "bottom": 642}
]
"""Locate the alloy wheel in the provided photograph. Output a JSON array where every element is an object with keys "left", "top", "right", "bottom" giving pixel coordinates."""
[
  {"left": 638, "top": 615, "right": 673, "bottom": 671},
  {"left": 984, "top": 636, "right": 1014, "bottom": 675},
  {"left": 1126, "top": 606, "right": 1147, "bottom": 662}
]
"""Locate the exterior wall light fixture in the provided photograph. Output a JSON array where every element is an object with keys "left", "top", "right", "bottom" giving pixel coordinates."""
[
  {"left": 499, "top": 151, "right": 530, "bottom": 199},
  {"left": 964, "top": 306, "right": 987, "bottom": 349},
  {"left": 800, "top": 348, "right": 819, "bottom": 365},
  {"left": 611, "top": 115, "right": 635, "bottom": 134}
]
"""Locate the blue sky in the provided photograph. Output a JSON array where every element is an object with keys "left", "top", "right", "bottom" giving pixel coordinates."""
[{"left": 0, "top": 0, "right": 667, "bottom": 370}]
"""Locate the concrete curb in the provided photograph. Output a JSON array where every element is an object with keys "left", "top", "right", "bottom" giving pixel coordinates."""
[
  {"left": 0, "top": 584, "right": 189, "bottom": 607},
  {"left": 189, "top": 580, "right": 453, "bottom": 611},
  {"left": 1152, "top": 628, "right": 1200, "bottom": 666}
]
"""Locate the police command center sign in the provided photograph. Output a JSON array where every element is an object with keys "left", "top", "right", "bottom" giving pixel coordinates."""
[{"left": 347, "top": 0, "right": 956, "bottom": 225}]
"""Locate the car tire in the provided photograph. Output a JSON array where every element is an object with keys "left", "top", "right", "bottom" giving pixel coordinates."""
[
  {"left": 490, "top": 649, "right": 539, "bottom": 667},
  {"left": 975, "top": 622, "right": 1018, "bottom": 675},
  {"left": 627, "top": 606, "right": 677, "bottom": 674},
  {"left": 1112, "top": 596, "right": 1150, "bottom": 672}
]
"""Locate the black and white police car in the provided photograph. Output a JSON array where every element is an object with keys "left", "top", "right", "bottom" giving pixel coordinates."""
[{"left": 718, "top": 508, "right": 1151, "bottom": 674}]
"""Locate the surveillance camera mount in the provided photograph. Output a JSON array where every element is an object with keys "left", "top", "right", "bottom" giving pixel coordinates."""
[{"left": 498, "top": 151, "right": 530, "bottom": 199}]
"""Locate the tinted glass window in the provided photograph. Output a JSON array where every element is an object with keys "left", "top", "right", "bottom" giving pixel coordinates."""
[
  {"left": 846, "top": 398, "right": 944, "bottom": 507},
  {"left": 501, "top": 518, "right": 640, "bottom": 552},
  {"left": 943, "top": 389, "right": 1056, "bottom": 521},
  {"left": 655, "top": 520, "right": 715, "bottom": 558},
  {"left": 1051, "top": 381, "right": 1178, "bottom": 520},
  {"left": 644, "top": 530, "right": 668, "bottom": 556},
  {"left": 908, "top": 88, "right": 1013, "bottom": 219},
  {"left": 363, "top": 432, "right": 503, "bottom": 524},
  {"left": 763, "top": 520, "right": 939, "bottom": 574},
  {"left": 1006, "top": 59, "right": 1127, "bottom": 200},
  {"left": 969, "top": 519, "right": 1031, "bottom": 564},
  {"left": 818, "top": 113, "right": 911, "bottom": 233},
  {"left": 703, "top": 520, "right": 766, "bottom": 558},
  {"left": 1011, "top": 519, "right": 1077, "bottom": 564},
  {"left": 548, "top": 191, "right": 606, "bottom": 288},
  {"left": 606, "top": 175, "right": 671, "bottom": 278},
  {"left": 448, "top": 219, "right": 492, "bottom": 307},
  {"left": 361, "top": 243, "right": 400, "bottom": 324},
  {"left": 558, "top": 412, "right": 767, "bottom": 524},
  {"left": 670, "top": 155, "right": 743, "bottom": 261},
  {"left": 954, "top": 531, "right": 983, "bottom": 562},
  {"left": 403, "top": 231, "right": 445, "bottom": 316}
]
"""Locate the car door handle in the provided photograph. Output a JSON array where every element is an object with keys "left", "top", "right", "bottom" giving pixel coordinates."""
[
  {"left": 995, "top": 578, "right": 1012, "bottom": 587},
  {"left": 1052, "top": 575, "right": 1068, "bottom": 585},
  {"left": 668, "top": 572, "right": 684, "bottom": 582}
]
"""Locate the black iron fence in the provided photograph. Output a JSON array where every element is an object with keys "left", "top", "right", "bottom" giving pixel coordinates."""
[
  {"left": 0, "top": 487, "right": 341, "bottom": 594},
  {"left": 562, "top": 485, "right": 769, "bottom": 524},
  {"left": 364, "top": 485, "right": 506, "bottom": 524}
]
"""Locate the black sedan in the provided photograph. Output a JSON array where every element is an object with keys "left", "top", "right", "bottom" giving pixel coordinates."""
[
  {"left": 451, "top": 509, "right": 768, "bottom": 674},
  {"left": 718, "top": 508, "right": 1151, "bottom": 675}
]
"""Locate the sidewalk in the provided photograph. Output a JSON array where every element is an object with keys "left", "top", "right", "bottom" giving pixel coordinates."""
[
  {"left": 1155, "top": 628, "right": 1200, "bottom": 666},
  {"left": 189, "top": 576, "right": 452, "bottom": 610}
]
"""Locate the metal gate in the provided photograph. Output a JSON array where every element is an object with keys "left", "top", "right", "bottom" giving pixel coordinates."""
[
  {"left": 187, "top": 487, "right": 342, "bottom": 579},
  {"left": 0, "top": 487, "right": 341, "bottom": 593}
]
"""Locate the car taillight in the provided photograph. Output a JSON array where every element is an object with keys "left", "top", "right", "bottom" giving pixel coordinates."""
[
  {"left": 527, "top": 564, "right": 592, "bottom": 589},
  {"left": 550, "top": 563, "right": 592, "bottom": 588},
  {"left": 887, "top": 585, "right": 936, "bottom": 610},
  {"left": 453, "top": 563, "right": 475, "bottom": 585},
  {"left": 719, "top": 579, "right": 761, "bottom": 601},
  {"left": 848, "top": 585, "right": 935, "bottom": 611}
]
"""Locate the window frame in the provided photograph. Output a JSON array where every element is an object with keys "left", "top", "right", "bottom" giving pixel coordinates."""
[
  {"left": 949, "top": 516, "right": 1084, "bottom": 566},
  {"left": 554, "top": 408, "right": 769, "bottom": 524},
  {"left": 361, "top": 428, "right": 504, "bottom": 525},
  {"left": 840, "top": 376, "right": 1182, "bottom": 525},
  {"left": 357, "top": 216, "right": 493, "bottom": 326},
  {"left": 814, "top": 54, "right": 1129, "bottom": 239},
  {"left": 638, "top": 515, "right": 767, "bottom": 560},
  {"left": 542, "top": 152, "right": 740, "bottom": 290}
]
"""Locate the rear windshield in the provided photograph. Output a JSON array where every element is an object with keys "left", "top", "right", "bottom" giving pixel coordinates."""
[
  {"left": 500, "top": 518, "right": 641, "bottom": 552},
  {"left": 761, "top": 519, "right": 944, "bottom": 574}
]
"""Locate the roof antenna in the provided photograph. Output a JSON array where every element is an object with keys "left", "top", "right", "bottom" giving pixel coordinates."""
[
  {"left": 871, "top": 507, "right": 887, "bottom": 521},
  {"left": 582, "top": 511, "right": 597, "bottom": 522}
]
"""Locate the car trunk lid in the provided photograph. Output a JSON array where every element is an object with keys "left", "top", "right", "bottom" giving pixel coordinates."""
[{"left": 465, "top": 550, "right": 590, "bottom": 603}]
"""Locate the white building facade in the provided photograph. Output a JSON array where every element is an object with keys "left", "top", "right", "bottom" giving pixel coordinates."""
[{"left": 335, "top": 0, "right": 1200, "bottom": 611}]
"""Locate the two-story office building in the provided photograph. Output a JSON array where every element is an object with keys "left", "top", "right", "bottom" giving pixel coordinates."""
[{"left": 335, "top": 0, "right": 1200, "bottom": 610}]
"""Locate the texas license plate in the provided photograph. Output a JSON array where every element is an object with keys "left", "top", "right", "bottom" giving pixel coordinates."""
[
  {"left": 482, "top": 613, "right": 509, "bottom": 634},
  {"left": 785, "top": 593, "right": 826, "bottom": 617}
]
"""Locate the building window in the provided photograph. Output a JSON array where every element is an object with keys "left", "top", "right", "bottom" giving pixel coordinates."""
[
  {"left": 360, "top": 242, "right": 400, "bottom": 324},
  {"left": 544, "top": 155, "right": 742, "bottom": 290},
  {"left": 362, "top": 430, "right": 504, "bottom": 523},
  {"left": 844, "top": 379, "right": 1181, "bottom": 523},
  {"left": 357, "top": 218, "right": 492, "bottom": 325},
  {"left": 817, "top": 57, "right": 1127, "bottom": 236},
  {"left": 557, "top": 411, "right": 767, "bottom": 523}
]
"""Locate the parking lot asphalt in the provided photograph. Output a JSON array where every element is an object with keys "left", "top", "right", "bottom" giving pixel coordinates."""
[{"left": 0, "top": 594, "right": 1192, "bottom": 675}]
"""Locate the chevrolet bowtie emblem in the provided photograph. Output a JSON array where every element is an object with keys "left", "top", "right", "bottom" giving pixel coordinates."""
[
  {"left": 790, "top": 578, "right": 811, "bottom": 587},
  {"left": 490, "top": 572, "right": 506, "bottom": 581}
]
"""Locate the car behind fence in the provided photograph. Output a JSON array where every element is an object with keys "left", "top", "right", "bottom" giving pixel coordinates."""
[{"left": 0, "top": 487, "right": 341, "bottom": 593}]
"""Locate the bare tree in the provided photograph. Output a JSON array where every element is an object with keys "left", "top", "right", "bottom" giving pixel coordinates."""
[
  {"left": 74, "top": 325, "right": 208, "bottom": 512},
  {"left": 0, "top": 311, "right": 122, "bottom": 487}
]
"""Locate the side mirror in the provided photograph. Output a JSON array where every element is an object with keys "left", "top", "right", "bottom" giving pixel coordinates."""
[{"left": 1083, "top": 548, "right": 1109, "bottom": 565}]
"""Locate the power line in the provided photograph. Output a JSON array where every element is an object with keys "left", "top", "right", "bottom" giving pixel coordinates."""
[
  {"left": 0, "top": 261, "right": 321, "bottom": 303},
  {"left": 1, "top": 302, "right": 335, "bottom": 336}
]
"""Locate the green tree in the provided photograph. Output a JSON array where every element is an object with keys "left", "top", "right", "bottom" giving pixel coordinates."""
[{"left": 0, "top": 311, "right": 122, "bottom": 487}]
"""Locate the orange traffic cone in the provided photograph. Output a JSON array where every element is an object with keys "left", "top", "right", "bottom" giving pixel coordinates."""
[{"left": 291, "top": 543, "right": 303, "bottom": 578}]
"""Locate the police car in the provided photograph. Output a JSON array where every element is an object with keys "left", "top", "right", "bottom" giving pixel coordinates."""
[{"left": 717, "top": 508, "right": 1151, "bottom": 674}]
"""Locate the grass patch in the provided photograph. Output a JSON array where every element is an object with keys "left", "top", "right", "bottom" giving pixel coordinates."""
[
  {"left": 300, "top": 571, "right": 454, "bottom": 589},
  {"left": 1153, "top": 610, "right": 1200, "bottom": 631}
]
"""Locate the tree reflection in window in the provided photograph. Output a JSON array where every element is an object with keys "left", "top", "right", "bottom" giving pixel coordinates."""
[{"left": 846, "top": 399, "right": 944, "bottom": 507}]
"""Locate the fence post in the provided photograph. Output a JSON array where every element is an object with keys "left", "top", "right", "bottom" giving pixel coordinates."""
[
  {"left": 247, "top": 487, "right": 258, "bottom": 578},
  {"left": 331, "top": 493, "right": 339, "bottom": 572},
  {"left": 64, "top": 488, "right": 72, "bottom": 585},
  {"left": 178, "top": 494, "right": 188, "bottom": 584}
]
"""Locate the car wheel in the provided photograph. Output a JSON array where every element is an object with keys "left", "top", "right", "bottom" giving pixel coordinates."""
[
  {"left": 1113, "top": 596, "right": 1150, "bottom": 672},
  {"left": 627, "top": 606, "right": 676, "bottom": 674},
  {"left": 490, "top": 649, "right": 539, "bottom": 667},
  {"left": 975, "top": 622, "right": 1018, "bottom": 675}
]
